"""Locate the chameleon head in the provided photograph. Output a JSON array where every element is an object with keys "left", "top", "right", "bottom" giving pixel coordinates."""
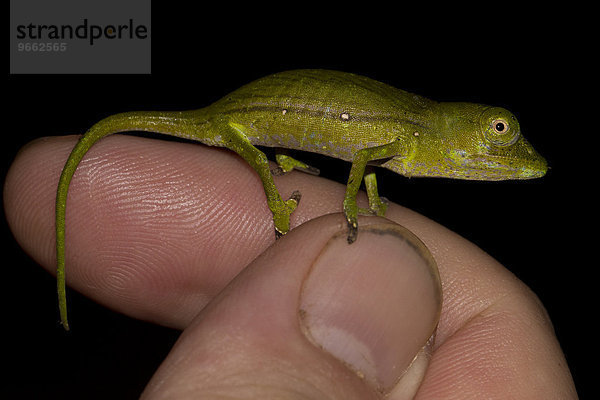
[
  {"left": 423, "top": 104, "right": 549, "bottom": 180},
  {"left": 473, "top": 106, "right": 547, "bottom": 179}
]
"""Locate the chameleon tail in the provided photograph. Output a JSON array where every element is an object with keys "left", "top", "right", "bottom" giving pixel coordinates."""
[{"left": 56, "top": 110, "right": 204, "bottom": 330}]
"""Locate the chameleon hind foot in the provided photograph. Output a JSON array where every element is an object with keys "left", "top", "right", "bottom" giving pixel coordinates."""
[
  {"left": 273, "top": 190, "right": 302, "bottom": 239},
  {"left": 271, "top": 154, "right": 320, "bottom": 176}
]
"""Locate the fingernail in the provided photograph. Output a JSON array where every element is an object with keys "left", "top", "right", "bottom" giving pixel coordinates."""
[{"left": 299, "top": 223, "right": 442, "bottom": 393}]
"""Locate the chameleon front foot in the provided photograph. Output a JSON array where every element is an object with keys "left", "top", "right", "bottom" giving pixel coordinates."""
[
  {"left": 346, "top": 197, "right": 389, "bottom": 243},
  {"left": 346, "top": 220, "right": 358, "bottom": 244},
  {"left": 364, "top": 172, "right": 388, "bottom": 217},
  {"left": 273, "top": 190, "right": 302, "bottom": 239}
]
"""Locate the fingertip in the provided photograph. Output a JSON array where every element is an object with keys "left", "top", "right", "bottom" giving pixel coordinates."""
[{"left": 299, "top": 221, "right": 441, "bottom": 394}]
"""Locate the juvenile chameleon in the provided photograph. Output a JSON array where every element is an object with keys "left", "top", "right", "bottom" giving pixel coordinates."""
[{"left": 55, "top": 69, "right": 547, "bottom": 330}]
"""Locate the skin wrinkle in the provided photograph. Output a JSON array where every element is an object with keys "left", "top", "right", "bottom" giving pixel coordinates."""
[{"left": 438, "top": 312, "right": 527, "bottom": 396}]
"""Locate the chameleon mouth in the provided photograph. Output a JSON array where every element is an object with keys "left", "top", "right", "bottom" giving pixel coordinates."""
[{"left": 459, "top": 154, "right": 548, "bottom": 180}]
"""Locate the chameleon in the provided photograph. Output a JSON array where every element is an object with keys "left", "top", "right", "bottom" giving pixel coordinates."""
[{"left": 55, "top": 69, "right": 547, "bottom": 330}]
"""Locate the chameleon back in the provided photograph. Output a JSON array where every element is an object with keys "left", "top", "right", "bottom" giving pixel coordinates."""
[{"left": 207, "top": 69, "right": 438, "bottom": 161}]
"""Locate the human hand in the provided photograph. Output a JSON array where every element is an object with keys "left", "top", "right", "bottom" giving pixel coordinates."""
[{"left": 5, "top": 135, "right": 577, "bottom": 399}]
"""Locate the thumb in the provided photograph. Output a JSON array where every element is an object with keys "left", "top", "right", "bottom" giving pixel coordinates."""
[{"left": 141, "top": 214, "right": 442, "bottom": 400}]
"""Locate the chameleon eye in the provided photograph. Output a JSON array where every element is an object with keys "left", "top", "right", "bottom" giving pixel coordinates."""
[
  {"left": 480, "top": 107, "right": 521, "bottom": 147},
  {"left": 492, "top": 119, "right": 509, "bottom": 134}
]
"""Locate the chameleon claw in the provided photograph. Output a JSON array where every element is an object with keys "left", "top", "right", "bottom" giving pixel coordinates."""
[
  {"left": 275, "top": 228, "right": 285, "bottom": 240},
  {"left": 270, "top": 166, "right": 286, "bottom": 176},
  {"left": 288, "top": 190, "right": 302, "bottom": 205},
  {"left": 347, "top": 220, "right": 358, "bottom": 244}
]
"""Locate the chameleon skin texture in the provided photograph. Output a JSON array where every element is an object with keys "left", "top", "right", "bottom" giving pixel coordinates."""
[{"left": 55, "top": 69, "right": 547, "bottom": 329}]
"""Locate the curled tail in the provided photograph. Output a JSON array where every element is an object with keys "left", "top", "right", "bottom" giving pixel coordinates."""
[{"left": 56, "top": 110, "right": 206, "bottom": 330}]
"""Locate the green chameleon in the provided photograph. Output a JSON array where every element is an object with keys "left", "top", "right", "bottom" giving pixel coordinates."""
[{"left": 55, "top": 69, "right": 547, "bottom": 330}]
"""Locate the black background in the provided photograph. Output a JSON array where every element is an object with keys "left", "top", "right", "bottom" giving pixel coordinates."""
[{"left": 5, "top": 4, "right": 591, "bottom": 399}]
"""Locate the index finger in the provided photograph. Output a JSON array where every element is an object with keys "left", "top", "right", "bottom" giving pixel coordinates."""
[{"left": 4, "top": 134, "right": 343, "bottom": 327}]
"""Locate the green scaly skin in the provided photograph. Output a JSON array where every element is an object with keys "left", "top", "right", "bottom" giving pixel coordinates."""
[{"left": 55, "top": 69, "right": 547, "bottom": 330}]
